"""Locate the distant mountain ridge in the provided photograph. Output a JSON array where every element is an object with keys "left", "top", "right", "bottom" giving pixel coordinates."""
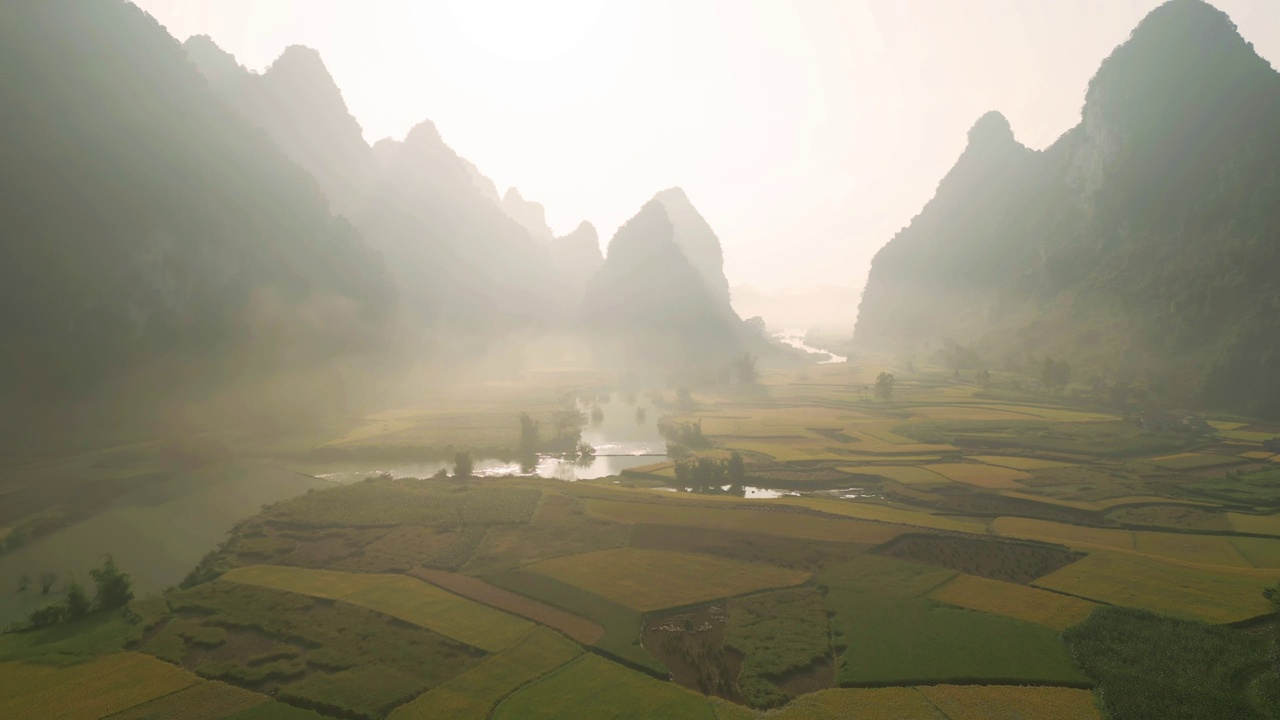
[
  {"left": 183, "top": 36, "right": 562, "bottom": 337},
  {"left": 855, "top": 0, "right": 1280, "bottom": 416}
]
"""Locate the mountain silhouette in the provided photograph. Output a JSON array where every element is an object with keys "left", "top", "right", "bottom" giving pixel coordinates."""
[
  {"left": 185, "top": 38, "right": 557, "bottom": 338},
  {"left": 855, "top": 0, "right": 1280, "bottom": 416},
  {"left": 0, "top": 2, "right": 390, "bottom": 425},
  {"left": 583, "top": 197, "right": 748, "bottom": 369}
]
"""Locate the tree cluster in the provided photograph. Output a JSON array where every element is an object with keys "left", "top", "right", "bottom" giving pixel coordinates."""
[{"left": 18, "top": 556, "right": 134, "bottom": 631}]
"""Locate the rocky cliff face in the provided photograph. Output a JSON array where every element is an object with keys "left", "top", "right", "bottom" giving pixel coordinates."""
[
  {"left": 502, "top": 188, "right": 555, "bottom": 244},
  {"left": 855, "top": 0, "right": 1280, "bottom": 416}
]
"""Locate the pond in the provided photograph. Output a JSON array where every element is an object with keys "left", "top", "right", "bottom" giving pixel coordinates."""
[
  {"left": 774, "top": 329, "right": 847, "bottom": 364},
  {"left": 313, "top": 395, "right": 668, "bottom": 484}
]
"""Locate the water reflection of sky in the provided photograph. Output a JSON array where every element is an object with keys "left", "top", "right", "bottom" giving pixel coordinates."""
[
  {"left": 316, "top": 394, "right": 667, "bottom": 484},
  {"left": 774, "top": 329, "right": 847, "bottom": 364}
]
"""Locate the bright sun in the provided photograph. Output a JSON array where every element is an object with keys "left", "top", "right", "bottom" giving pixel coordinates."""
[{"left": 445, "top": 0, "right": 608, "bottom": 63}]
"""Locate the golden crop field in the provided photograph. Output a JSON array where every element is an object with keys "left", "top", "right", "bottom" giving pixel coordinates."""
[
  {"left": 924, "top": 463, "right": 1031, "bottom": 489},
  {"left": 1132, "top": 532, "right": 1253, "bottom": 568},
  {"left": 222, "top": 565, "right": 533, "bottom": 652},
  {"left": 1229, "top": 537, "right": 1280, "bottom": 569},
  {"left": 857, "top": 465, "right": 953, "bottom": 485},
  {"left": 527, "top": 547, "right": 810, "bottom": 611},
  {"left": 410, "top": 568, "right": 605, "bottom": 645},
  {"left": 1228, "top": 512, "right": 1280, "bottom": 536},
  {"left": 844, "top": 431, "right": 955, "bottom": 454},
  {"left": 768, "top": 688, "right": 945, "bottom": 719},
  {"left": 917, "top": 685, "right": 1103, "bottom": 720},
  {"left": 580, "top": 497, "right": 907, "bottom": 544},
  {"left": 1032, "top": 552, "right": 1280, "bottom": 623},
  {"left": 1147, "top": 452, "right": 1247, "bottom": 470},
  {"left": 493, "top": 654, "right": 718, "bottom": 720},
  {"left": 390, "top": 627, "right": 581, "bottom": 720},
  {"left": 971, "top": 455, "right": 1074, "bottom": 470},
  {"left": 911, "top": 405, "right": 1041, "bottom": 421},
  {"left": 781, "top": 496, "right": 990, "bottom": 534},
  {"left": 1242, "top": 451, "right": 1276, "bottom": 460},
  {"left": 0, "top": 653, "right": 199, "bottom": 720},
  {"left": 992, "top": 517, "right": 1136, "bottom": 552},
  {"left": 107, "top": 680, "right": 267, "bottom": 720},
  {"left": 930, "top": 574, "right": 1097, "bottom": 631}
]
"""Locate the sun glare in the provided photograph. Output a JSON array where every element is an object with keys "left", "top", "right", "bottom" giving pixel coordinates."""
[{"left": 444, "top": 0, "right": 606, "bottom": 63}]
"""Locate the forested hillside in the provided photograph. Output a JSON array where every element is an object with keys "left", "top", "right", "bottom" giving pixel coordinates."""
[
  {"left": 855, "top": 0, "right": 1280, "bottom": 417},
  {"left": 0, "top": 2, "right": 391, "bottom": 426}
]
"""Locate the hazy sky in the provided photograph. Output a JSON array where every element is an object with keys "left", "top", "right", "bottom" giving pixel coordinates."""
[{"left": 134, "top": 0, "right": 1280, "bottom": 293}]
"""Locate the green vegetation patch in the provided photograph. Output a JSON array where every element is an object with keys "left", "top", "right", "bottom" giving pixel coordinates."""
[
  {"left": 0, "top": 609, "right": 138, "bottom": 666},
  {"left": 1064, "top": 606, "right": 1275, "bottom": 719},
  {"left": 485, "top": 570, "right": 662, "bottom": 675},
  {"left": 223, "top": 703, "right": 339, "bottom": 720},
  {"left": 492, "top": 654, "right": 717, "bottom": 720},
  {"left": 266, "top": 478, "right": 540, "bottom": 527},
  {"left": 152, "top": 582, "right": 485, "bottom": 694},
  {"left": 628, "top": 524, "right": 870, "bottom": 573},
  {"left": 221, "top": 565, "right": 533, "bottom": 652},
  {"left": 818, "top": 556, "right": 1088, "bottom": 686},
  {"left": 726, "top": 587, "right": 833, "bottom": 708},
  {"left": 390, "top": 627, "right": 582, "bottom": 720},
  {"left": 895, "top": 420, "right": 1186, "bottom": 457},
  {"left": 279, "top": 666, "right": 425, "bottom": 720}
]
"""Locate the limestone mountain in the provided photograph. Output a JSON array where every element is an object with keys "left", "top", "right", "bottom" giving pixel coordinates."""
[
  {"left": 502, "top": 188, "right": 555, "bottom": 244},
  {"left": 583, "top": 200, "right": 746, "bottom": 369},
  {"left": 653, "top": 187, "right": 733, "bottom": 306},
  {"left": 0, "top": 1, "right": 390, "bottom": 419},
  {"left": 184, "top": 38, "right": 557, "bottom": 335},
  {"left": 548, "top": 222, "right": 604, "bottom": 307},
  {"left": 855, "top": 0, "right": 1280, "bottom": 416}
]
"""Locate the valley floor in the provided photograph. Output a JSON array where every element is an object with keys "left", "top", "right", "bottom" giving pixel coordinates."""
[{"left": 5, "top": 360, "right": 1280, "bottom": 718}]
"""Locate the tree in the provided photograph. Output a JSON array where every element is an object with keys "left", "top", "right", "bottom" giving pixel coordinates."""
[
  {"left": 453, "top": 451, "right": 473, "bottom": 478},
  {"left": 977, "top": 369, "right": 992, "bottom": 387},
  {"left": 39, "top": 572, "right": 56, "bottom": 595},
  {"left": 875, "top": 372, "right": 896, "bottom": 400},
  {"left": 18, "top": 574, "right": 30, "bottom": 592},
  {"left": 517, "top": 413, "right": 540, "bottom": 452},
  {"left": 727, "top": 451, "right": 746, "bottom": 483},
  {"left": 675, "top": 387, "right": 695, "bottom": 411},
  {"left": 25, "top": 602, "right": 67, "bottom": 629},
  {"left": 65, "top": 579, "right": 91, "bottom": 620},
  {"left": 89, "top": 555, "right": 133, "bottom": 610},
  {"left": 732, "top": 353, "right": 758, "bottom": 384}
]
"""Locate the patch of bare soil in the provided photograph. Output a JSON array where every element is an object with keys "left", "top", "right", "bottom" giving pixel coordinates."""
[{"left": 643, "top": 603, "right": 742, "bottom": 703}]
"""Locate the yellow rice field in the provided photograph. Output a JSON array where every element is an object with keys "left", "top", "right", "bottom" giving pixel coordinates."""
[
  {"left": 221, "top": 565, "right": 533, "bottom": 652},
  {"left": 1032, "top": 552, "right": 1280, "bottom": 623},
  {"left": 917, "top": 685, "right": 1104, "bottom": 720},
  {"left": 768, "top": 688, "right": 945, "bottom": 719},
  {"left": 527, "top": 547, "right": 810, "bottom": 611},
  {"left": 0, "top": 653, "right": 199, "bottom": 720},
  {"left": 924, "top": 463, "right": 1031, "bottom": 489},
  {"left": 930, "top": 574, "right": 1097, "bottom": 631}
]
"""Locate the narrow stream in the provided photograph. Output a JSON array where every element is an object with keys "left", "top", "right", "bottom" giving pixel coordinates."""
[{"left": 774, "top": 329, "right": 847, "bottom": 364}]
